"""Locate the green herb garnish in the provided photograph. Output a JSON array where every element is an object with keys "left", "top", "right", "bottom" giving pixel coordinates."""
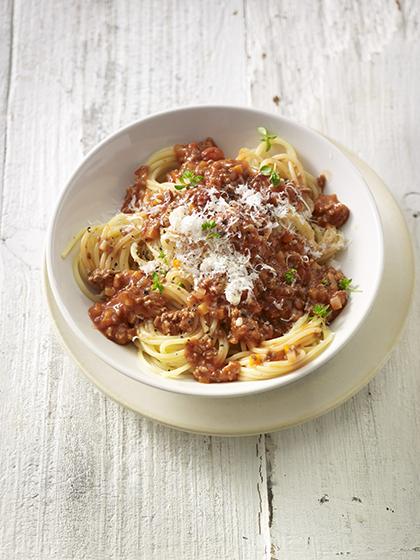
[
  {"left": 338, "top": 277, "right": 359, "bottom": 292},
  {"left": 202, "top": 220, "right": 221, "bottom": 239},
  {"left": 260, "top": 165, "right": 272, "bottom": 176},
  {"left": 152, "top": 271, "right": 164, "bottom": 293},
  {"left": 158, "top": 248, "right": 168, "bottom": 265},
  {"left": 260, "top": 164, "right": 281, "bottom": 186},
  {"left": 270, "top": 170, "right": 281, "bottom": 186},
  {"left": 201, "top": 220, "right": 217, "bottom": 231},
  {"left": 321, "top": 278, "right": 330, "bottom": 286},
  {"left": 312, "top": 303, "right": 330, "bottom": 319},
  {"left": 284, "top": 268, "right": 297, "bottom": 285},
  {"left": 174, "top": 169, "right": 204, "bottom": 191},
  {"left": 206, "top": 231, "right": 221, "bottom": 239},
  {"left": 257, "top": 126, "right": 277, "bottom": 152}
]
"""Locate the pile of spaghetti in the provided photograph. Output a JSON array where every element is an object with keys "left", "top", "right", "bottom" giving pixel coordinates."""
[{"left": 66, "top": 128, "right": 353, "bottom": 383}]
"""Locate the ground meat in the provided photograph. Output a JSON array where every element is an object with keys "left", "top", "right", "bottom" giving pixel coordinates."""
[
  {"left": 199, "top": 159, "right": 250, "bottom": 189},
  {"left": 313, "top": 194, "right": 350, "bottom": 228},
  {"left": 174, "top": 138, "right": 223, "bottom": 164},
  {"left": 168, "top": 158, "right": 251, "bottom": 192},
  {"left": 153, "top": 308, "right": 198, "bottom": 335},
  {"left": 88, "top": 269, "right": 116, "bottom": 295},
  {"left": 229, "top": 308, "right": 274, "bottom": 346},
  {"left": 328, "top": 290, "right": 348, "bottom": 319},
  {"left": 317, "top": 174, "right": 326, "bottom": 191},
  {"left": 218, "top": 362, "right": 241, "bottom": 382},
  {"left": 185, "top": 336, "right": 240, "bottom": 383},
  {"left": 307, "top": 267, "right": 348, "bottom": 312},
  {"left": 277, "top": 229, "right": 306, "bottom": 255},
  {"left": 330, "top": 290, "right": 347, "bottom": 311},
  {"left": 265, "top": 349, "right": 286, "bottom": 362},
  {"left": 140, "top": 189, "right": 177, "bottom": 240},
  {"left": 192, "top": 362, "right": 241, "bottom": 383},
  {"left": 201, "top": 145, "right": 225, "bottom": 161},
  {"left": 88, "top": 270, "right": 167, "bottom": 344},
  {"left": 229, "top": 217, "right": 274, "bottom": 262},
  {"left": 308, "top": 285, "right": 331, "bottom": 305},
  {"left": 121, "top": 165, "right": 148, "bottom": 213},
  {"left": 188, "top": 276, "right": 230, "bottom": 322}
]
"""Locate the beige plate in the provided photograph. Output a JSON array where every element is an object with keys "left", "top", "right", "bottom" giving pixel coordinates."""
[{"left": 44, "top": 149, "right": 415, "bottom": 436}]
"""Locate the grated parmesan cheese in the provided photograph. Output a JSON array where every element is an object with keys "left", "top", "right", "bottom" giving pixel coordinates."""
[
  {"left": 199, "top": 250, "right": 257, "bottom": 305},
  {"left": 166, "top": 200, "right": 259, "bottom": 304},
  {"left": 163, "top": 177, "right": 326, "bottom": 304},
  {"left": 141, "top": 260, "right": 160, "bottom": 274}
]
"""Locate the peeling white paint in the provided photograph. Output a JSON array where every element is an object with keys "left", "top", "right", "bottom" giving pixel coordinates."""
[{"left": 0, "top": 1, "right": 419, "bottom": 559}]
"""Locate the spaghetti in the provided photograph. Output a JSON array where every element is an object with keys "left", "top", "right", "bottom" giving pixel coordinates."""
[{"left": 65, "top": 129, "right": 352, "bottom": 383}]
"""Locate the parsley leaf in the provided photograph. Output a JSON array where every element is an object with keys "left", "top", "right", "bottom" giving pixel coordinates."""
[
  {"left": 270, "top": 170, "right": 281, "bottom": 186},
  {"left": 201, "top": 220, "right": 217, "bottom": 231},
  {"left": 202, "top": 220, "right": 221, "bottom": 239},
  {"left": 338, "top": 277, "right": 359, "bottom": 292},
  {"left": 260, "top": 165, "right": 272, "bottom": 176},
  {"left": 175, "top": 169, "right": 204, "bottom": 190},
  {"left": 321, "top": 278, "right": 330, "bottom": 286},
  {"left": 152, "top": 271, "right": 164, "bottom": 293},
  {"left": 312, "top": 303, "right": 330, "bottom": 319},
  {"left": 257, "top": 126, "right": 278, "bottom": 151},
  {"left": 284, "top": 268, "right": 297, "bottom": 285},
  {"left": 206, "top": 231, "right": 221, "bottom": 239},
  {"left": 260, "top": 164, "right": 281, "bottom": 186},
  {"left": 158, "top": 248, "right": 168, "bottom": 265}
]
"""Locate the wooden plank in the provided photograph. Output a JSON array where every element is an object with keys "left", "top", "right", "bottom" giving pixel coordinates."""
[
  {"left": 0, "top": 0, "right": 13, "bottom": 222},
  {"left": 0, "top": 1, "right": 269, "bottom": 559},
  {"left": 2, "top": 0, "right": 419, "bottom": 558},
  {"left": 244, "top": 1, "right": 420, "bottom": 558}
]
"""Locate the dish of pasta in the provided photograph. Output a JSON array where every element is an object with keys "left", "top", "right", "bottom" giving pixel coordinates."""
[{"left": 64, "top": 128, "right": 356, "bottom": 383}]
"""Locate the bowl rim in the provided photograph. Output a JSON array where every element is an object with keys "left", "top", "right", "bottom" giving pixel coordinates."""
[{"left": 46, "top": 104, "right": 384, "bottom": 398}]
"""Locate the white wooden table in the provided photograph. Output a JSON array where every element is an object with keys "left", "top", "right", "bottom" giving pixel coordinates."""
[{"left": 1, "top": 1, "right": 419, "bottom": 558}]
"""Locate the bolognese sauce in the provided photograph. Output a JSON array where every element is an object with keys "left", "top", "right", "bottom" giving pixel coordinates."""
[{"left": 83, "top": 136, "right": 351, "bottom": 383}]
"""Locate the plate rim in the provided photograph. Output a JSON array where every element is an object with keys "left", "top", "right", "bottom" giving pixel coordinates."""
[{"left": 43, "top": 148, "right": 415, "bottom": 436}]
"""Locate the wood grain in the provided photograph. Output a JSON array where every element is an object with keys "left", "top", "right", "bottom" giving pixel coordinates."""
[
  {"left": 0, "top": 2, "right": 267, "bottom": 559},
  {"left": 0, "top": 0, "right": 12, "bottom": 223},
  {"left": 0, "top": 1, "right": 419, "bottom": 559},
  {"left": 244, "top": 1, "right": 420, "bottom": 558}
]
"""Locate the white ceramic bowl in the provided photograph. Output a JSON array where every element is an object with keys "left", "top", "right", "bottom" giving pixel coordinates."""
[{"left": 46, "top": 106, "right": 384, "bottom": 398}]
